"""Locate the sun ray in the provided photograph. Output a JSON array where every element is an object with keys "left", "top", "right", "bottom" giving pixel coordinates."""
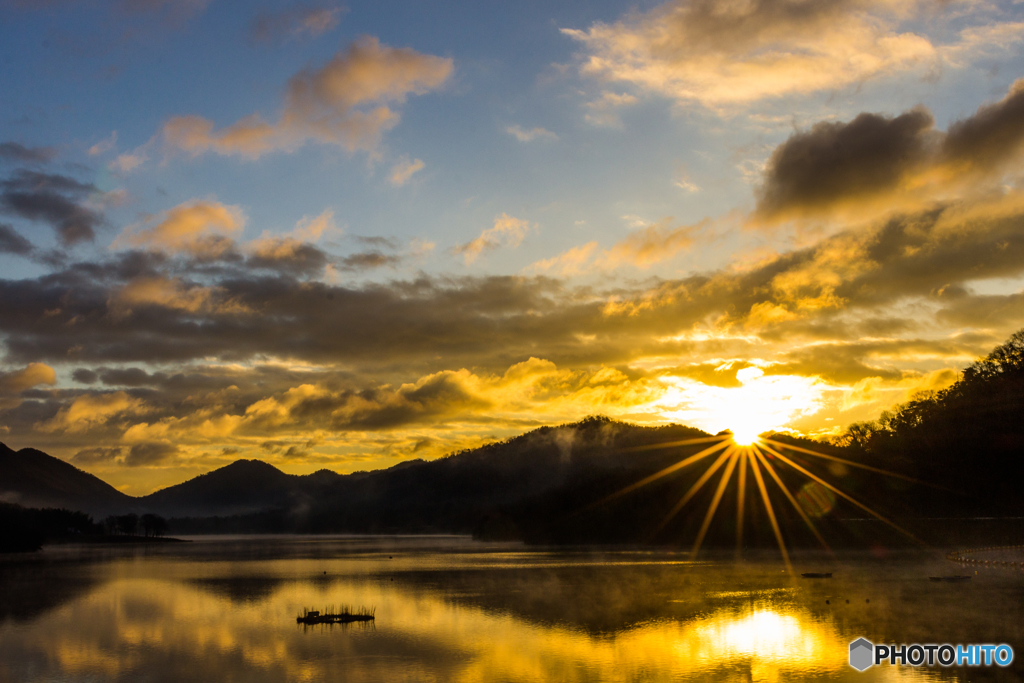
[
  {"left": 625, "top": 435, "right": 730, "bottom": 452},
  {"left": 763, "top": 438, "right": 947, "bottom": 491},
  {"left": 692, "top": 449, "right": 740, "bottom": 557},
  {"left": 735, "top": 449, "right": 747, "bottom": 556},
  {"left": 759, "top": 442, "right": 924, "bottom": 546},
  {"left": 579, "top": 439, "right": 731, "bottom": 514},
  {"left": 748, "top": 449, "right": 792, "bottom": 573},
  {"left": 752, "top": 445, "right": 833, "bottom": 556},
  {"left": 651, "top": 445, "right": 736, "bottom": 538}
]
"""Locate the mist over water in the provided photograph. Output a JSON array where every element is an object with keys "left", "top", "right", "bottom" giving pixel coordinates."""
[{"left": 1, "top": 537, "right": 1022, "bottom": 682}]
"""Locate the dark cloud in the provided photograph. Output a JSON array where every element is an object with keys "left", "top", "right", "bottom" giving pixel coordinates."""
[
  {"left": 0, "top": 222, "right": 34, "bottom": 255},
  {"left": 756, "top": 109, "right": 934, "bottom": 220},
  {"left": 72, "top": 446, "right": 123, "bottom": 464},
  {"left": 247, "top": 240, "right": 329, "bottom": 276},
  {"left": 72, "top": 368, "right": 98, "bottom": 384},
  {"left": 0, "top": 142, "right": 57, "bottom": 164},
  {"left": 0, "top": 170, "right": 101, "bottom": 245},
  {"left": 1, "top": 194, "right": 1021, "bottom": 375},
  {"left": 943, "top": 79, "right": 1024, "bottom": 173},
  {"left": 755, "top": 77, "right": 1024, "bottom": 222},
  {"left": 338, "top": 251, "right": 402, "bottom": 270},
  {"left": 937, "top": 292, "right": 1024, "bottom": 328},
  {"left": 124, "top": 441, "right": 179, "bottom": 467}
]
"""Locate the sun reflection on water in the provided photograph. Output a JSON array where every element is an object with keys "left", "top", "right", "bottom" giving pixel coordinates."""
[{"left": 0, "top": 550, "right": 948, "bottom": 683}]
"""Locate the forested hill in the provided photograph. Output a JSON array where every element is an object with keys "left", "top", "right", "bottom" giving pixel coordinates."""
[{"left": 835, "top": 329, "right": 1024, "bottom": 515}]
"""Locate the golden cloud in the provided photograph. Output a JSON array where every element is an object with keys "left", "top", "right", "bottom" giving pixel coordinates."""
[
  {"left": 529, "top": 217, "right": 705, "bottom": 274},
  {"left": 162, "top": 36, "right": 453, "bottom": 158},
  {"left": 389, "top": 156, "right": 425, "bottom": 186},
  {"left": 597, "top": 218, "right": 704, "bottom": 268},
  {"left": 0, "top": 362, "right": 57, "bottom": 395},
  {"left": 562, "top": 0, "right": 949, "bottom": 109},
  {"left": 108, "top": 277, "right": 251, "bottom": 317},
  {"left": 40, "top": 391, "right": 146, "bottom": 434},
  {"left": 454, "top": 213, "right": 536, "bottom": 264},
  {"left": 112, "top": 200, "right": 244, "bottom": 255}
]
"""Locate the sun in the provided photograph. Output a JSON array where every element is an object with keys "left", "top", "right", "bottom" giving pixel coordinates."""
[
  {"left": 729, "top": 427, "right": 761, "bottom": 446},
  {"left": 653, "top": 366, "right": 823, "bottom": 439}
]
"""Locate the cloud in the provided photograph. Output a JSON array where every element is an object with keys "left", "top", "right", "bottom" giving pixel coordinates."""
[
  {"left": 454, "top": 213, "right": 535, "bottom": 264},
  {"left": 943, "top": 77, "right": 1024, "bottom": 177},
  {"left": 246, "top": 209, "right": 338, "bottom": 275},
  {"left": 562, "top": 0, "right": 1024, "bottom": 109},
  {"left": 505, "top": 125, "right": 558, "bottom": 142},
  {"left": 88, "top": 132, "right": 117, "bottom": 157},
  {"left": 108, "top": 277, "right": 250, "bottom": 317},
  {"left": 755, "top": 77, "right": 1024, "bottom": 224},
  {"left": 528, "top": 241, "right": 599, "bottom": 277},
  {"left": 338, "top": 251, "right": 402, "bottom": 270},
  {"left": 0, "top": 363, "right": 57, "bottom": 395},
  {"left": 124, "top": 440, "right": 179, "bottom": 466},
  {"left": 389, "top": 156, "right": 425, "bottom": 186},
  {"left": 529, "top": 218, "right": 704, "bottom": 274},
  {"left": 756, "top": 107, "right": 937, "bottom": 222},
  {"left": 0, "top": 222, "right": 34, "bottom": 255},
  {"left": 0, "top": 170, "right": 102, "bottom": 244},
  {"left": 113, "top": 200, "right": 244, "bottom": 256},
  {"left": 248, "top": 239, "right": 329, "bottom": 276},
  {"left": 111, "top": 150, "right": 148, "bottom": 173},
  {"left": 250, "top": 5, "right": 343, "bottom": 44},
  {"left": 1, "top": 192, "right": 1020, "bottom": 374},
  {"left": 598, "top": 218, "right": 704, "bottom": 268},
  {"left": 72, "top": 446, "right": 124, "bottom": 465},
  {"left": 40, "top": 391, "right": 145, "bottom": 434},
  {"left": 584, "top": 91, "right": 638, "bottom": 127},
  {"left": 162, "top": 36, "right": 453, "bottom": 159},
  {"left": 73, "top": 368, "right": 98, "bottom": 384},
  {"left": 0, "top": 142, "right": 57, "bottom": 164},
  {"left": 290, "top": 209, "right": 338, "bottom": 242}
]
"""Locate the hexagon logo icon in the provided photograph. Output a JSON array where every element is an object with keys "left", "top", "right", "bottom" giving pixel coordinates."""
[{"left": 849, "top": 638, "right": 874, "bottom": 671}]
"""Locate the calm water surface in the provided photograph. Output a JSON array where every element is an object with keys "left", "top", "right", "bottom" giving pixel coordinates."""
[{"left": 1, "top": 536, "right": 1022, "bottom": 682}]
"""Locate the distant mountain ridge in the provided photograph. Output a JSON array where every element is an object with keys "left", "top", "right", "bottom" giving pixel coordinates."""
[
  {"left": 0, "top": 442, "right": 133, "bottom": 515},
  {"left": 0, "top": 418, "right": 710, "bottom": 525}
]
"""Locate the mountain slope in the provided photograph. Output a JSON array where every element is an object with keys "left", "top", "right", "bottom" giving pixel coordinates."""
[
  {"left": 138, "top": 459, "right": 343, "bottom": 517},
  {"left": 0, "top": 443, "right": 134, "bottom": 516}
]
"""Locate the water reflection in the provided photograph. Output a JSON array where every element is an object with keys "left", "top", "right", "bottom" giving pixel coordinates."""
[{"left": 1, "top": 539, "right": 1017, "bottom": 682}]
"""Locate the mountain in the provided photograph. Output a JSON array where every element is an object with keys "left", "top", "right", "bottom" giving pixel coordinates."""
[
  {"left": 6, "top": 321, "right": 1024, "bottom": 545},
  {"left": 138, "top": 459, "right": 343, "bottom": 517},
  {"left": 167, "top": 417, "right": 720, "bottom": 539},
  {"left": 0, "top": 418, "right": 711, "bottom": 528},
  {"left": 0, "top": 443, "right": 134, "bottom": 516}
]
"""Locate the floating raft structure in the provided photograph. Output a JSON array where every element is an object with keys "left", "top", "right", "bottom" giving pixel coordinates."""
[
  {"left": 296, "top": 605, "right": 375, "bottom": 625},
  {"left": 929, "top": 576, "right": 971, "bottom": 582},
  {"left": 946, "top": 544, "right": 1024, "bottom": 570},
  {"left": 801, "top": 572, "right": 832, "bottom": 578}
]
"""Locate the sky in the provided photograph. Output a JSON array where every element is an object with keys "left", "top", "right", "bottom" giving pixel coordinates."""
[{"left": 2, "top": 0, "right": 1024, "bottom": 495}]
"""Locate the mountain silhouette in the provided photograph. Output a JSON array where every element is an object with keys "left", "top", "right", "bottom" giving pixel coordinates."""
[
  {"left": 3, "top": 329, "right": 1024, "bottom": 546},
  {"left": 0, "top": 418, "right": 710, "bottom": 527},
  {"left": 0, "top": 443, "right": 133, "bottom": 516},
  {"left": 137, "top": 459, "right": 355, "bottom": 517}
]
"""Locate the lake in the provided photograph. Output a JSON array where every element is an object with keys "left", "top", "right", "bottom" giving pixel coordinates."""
[{"left": 1, "top": 536, "right": 1021, "bottom": 682}]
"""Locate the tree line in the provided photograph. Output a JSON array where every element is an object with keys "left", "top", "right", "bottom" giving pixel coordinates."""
[{"left": 0, "top": 504, "right": 170, "bottom": 552}]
